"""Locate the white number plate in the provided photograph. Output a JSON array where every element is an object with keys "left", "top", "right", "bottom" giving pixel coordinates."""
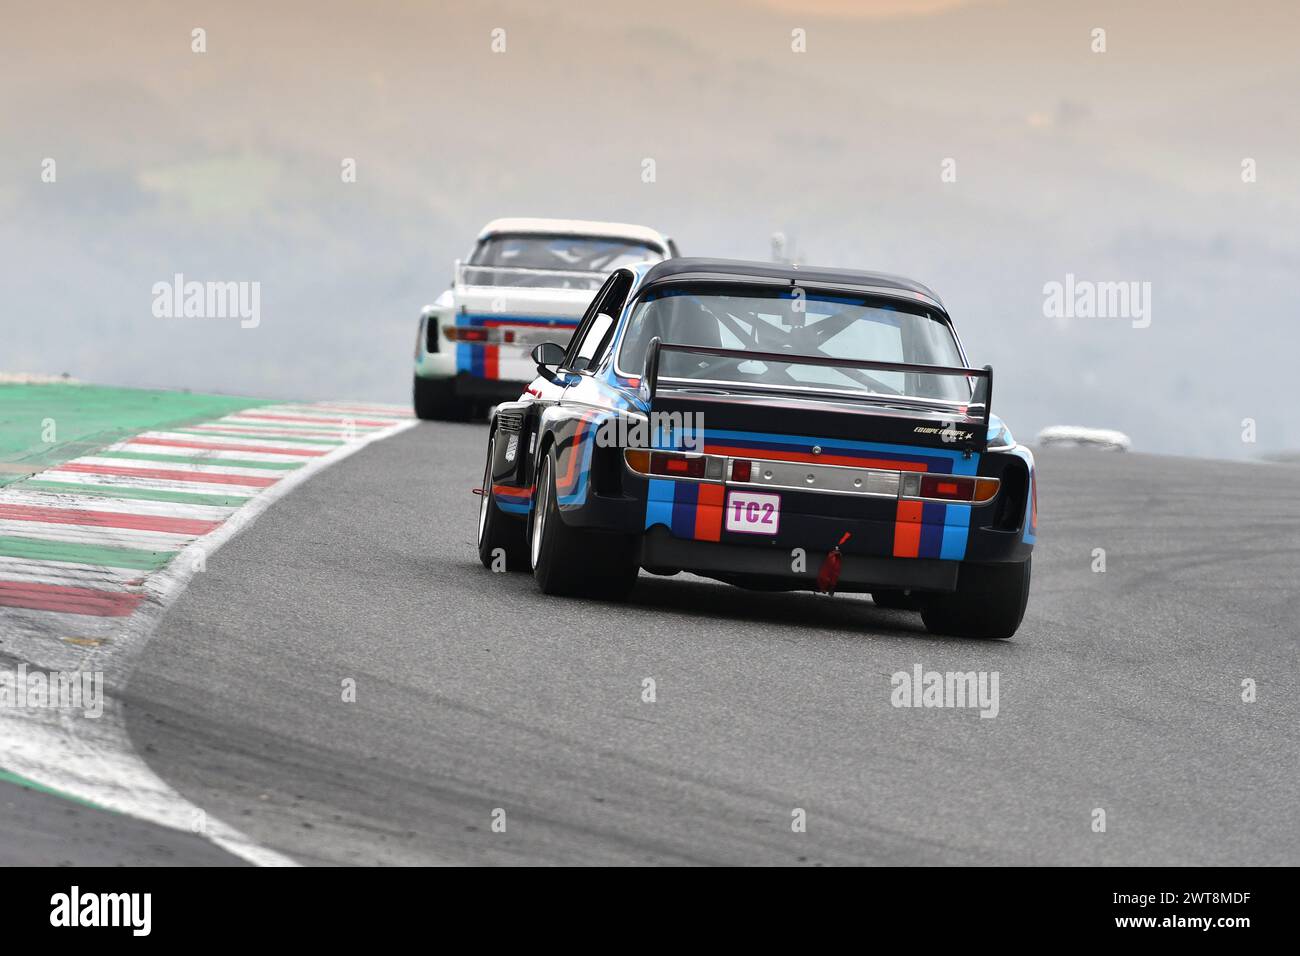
[{"left": 725, "top": 490, "right": 781, "bottom": 535}]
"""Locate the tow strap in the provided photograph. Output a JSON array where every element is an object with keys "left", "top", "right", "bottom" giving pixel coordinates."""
[{"left": 816, "top": 532, "right": 852, "bottom": 596}]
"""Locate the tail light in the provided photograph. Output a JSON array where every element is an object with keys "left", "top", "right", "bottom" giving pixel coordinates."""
[
  {"left": 911, "top": 474, "right": 1000, "bottom": 503},
  {"left": 445, "top": 327, "right": 488, "bottom": 342},
  {"left": 731, "top": 460, "right": 752, "bottom": 482},
  {"left": 624, "top": 449, "right": 715, "bottom": 479},
  {"left": 651, "top": 452, "right": 706, "bottom": 478},
  {"left": 920, "top": 475, "right": 970, "bottom": 500}
]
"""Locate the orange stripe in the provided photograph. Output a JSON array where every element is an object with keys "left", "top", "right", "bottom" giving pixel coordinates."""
[
  {"left": 695, "top": 484, "right": 725, "bottom": 541},
  {"left": 893, "top": 500, "right": 923, "bottom": 557},
  {"left": 704, "top": 444, "right": 926, "bottom": 472},
  {"left": 492, "top": 484, "right": 532, "bottom": 498}
]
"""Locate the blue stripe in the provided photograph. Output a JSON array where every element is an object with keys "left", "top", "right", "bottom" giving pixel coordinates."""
[
  {"left": 919, "top": 503, "right": 945, "bottom": 557},
  {"left": 496, "top": 500, "right": 530, "bottom": 515},
  {"left": 646, "top": 479, "right": 675, "bottom": 530},
  {"left": 940, "top": 504, "right": 971, "bottom": 559},
  {"left": 669, "top": 482, "right": 699, "bottom": 538}
]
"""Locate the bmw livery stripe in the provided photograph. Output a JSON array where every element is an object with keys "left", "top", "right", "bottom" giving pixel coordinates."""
[
  {"left": 555, "top": 412, "right": 600, "bottom": 508},
  {"left": 454, "top": 314, "right": 581, "bottom": 379},
  {"left": 645, "top": 428, "right": 981, "bottom": 560},
  {"left": 492, "top": 484, "right": 533, "bottom": 515}
]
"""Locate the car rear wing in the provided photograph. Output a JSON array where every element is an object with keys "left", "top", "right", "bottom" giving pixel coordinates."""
[
  {"left": 453, "top": 259, "right": 609, "bottom": 291},
  {"left": 642, "top": 336, "right": 994, "bottom": 431}
]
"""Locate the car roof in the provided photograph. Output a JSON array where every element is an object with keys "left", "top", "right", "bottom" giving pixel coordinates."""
[
  {"left": 635, "top": 257, "right": 946, "bottom": 311},
  {"left": 478, "top": 217, "right": 670, "bottom": 248}
]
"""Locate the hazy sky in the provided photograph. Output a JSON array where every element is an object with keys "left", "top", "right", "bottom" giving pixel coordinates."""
[{"left": 2, "top": 0, "right": 1297, "bottom": 458}]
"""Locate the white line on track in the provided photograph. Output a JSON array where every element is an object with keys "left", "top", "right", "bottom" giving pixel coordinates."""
[
  {"left": 0, "top": 490, "right": 236, "bottom": 520},
  {"left": 34, "top": 472, "right": 271, "bottom": 496},
  {"left": 0, "top": 522, "right": 196, "bottom": 552},
  {"left": 139, "top": 431, "right": 339, "bottom": 451},
  {"left": 219, "top": 415, "right": 384, "bottom": 429},
  {"left": 0, "top": 556, "right": 143, "bottom": 588},
  {"left": 71, "top": 456, "right": 295, "bottom": 480},
  {"left": 180, "top": 425, "right": 351, "bottom": 441},
  {"left": 108, "top": 443, "right": 309, "bottom": 465}
]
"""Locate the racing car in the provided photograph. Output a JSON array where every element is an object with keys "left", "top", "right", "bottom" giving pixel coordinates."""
[
  {"left": 476, "top": 258, "right": 1036, "bottom": 639},
  {"left": 413, "top": 217, "right": 678, "bottom": 419}
]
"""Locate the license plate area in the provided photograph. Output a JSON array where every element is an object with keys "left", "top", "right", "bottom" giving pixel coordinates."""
[{"left": 725, "top": 490, "right": 781, "bottom": 535}]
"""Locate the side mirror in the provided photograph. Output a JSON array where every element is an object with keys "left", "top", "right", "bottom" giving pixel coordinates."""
[{"left": 531, "top": 342, "right": 568, "bottom": 383}]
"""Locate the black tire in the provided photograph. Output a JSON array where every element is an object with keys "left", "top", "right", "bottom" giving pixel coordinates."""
[
  {"left": 477, "top": 432, "right": 528, "bottom": 572},
  {"left": 921, "top": 557, "right": 1031, "bottom": 640},
  {"left": 872, "top": 589, "right": 923, "bottom": 611},
  {"left": 529, "top": 447, "right": 639, "bottom": 599},
  {"left": 413, "top": 374, "right": 466, "bottom": 421}
]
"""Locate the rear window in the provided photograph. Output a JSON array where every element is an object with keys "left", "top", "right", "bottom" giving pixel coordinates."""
[
  {"left": 618, "top": 287, "right": 970, "bottom": 402},
  {"left": 463, "top": 234, "right": 665, "bottom": 289}
]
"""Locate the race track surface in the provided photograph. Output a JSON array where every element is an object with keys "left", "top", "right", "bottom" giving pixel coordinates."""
[
  {"left": 0, "top": 775, "right": 245, "bottom": 866},
  {"left": 122, "top": 424, "right": 1299, "bottom": 865}
]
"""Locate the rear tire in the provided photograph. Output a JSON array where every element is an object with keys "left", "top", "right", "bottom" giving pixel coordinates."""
[
  {"left": 921, "top": 557, "right": 1031, "bottom": 640},
  {"left": 530, "top": 448, "right": 638, "bottom": 599},
  {"left": 477, "top": 432, "right": 528, "bottom": 572},
  {"left": 413, "top": 374, "right": 466, "bottom": 421}
]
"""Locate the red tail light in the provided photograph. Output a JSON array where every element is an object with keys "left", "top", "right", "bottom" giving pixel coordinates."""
[
  {"left": 447, "top": 327, "right": 488, "bottom": 342},
  {"left": 920, "top": 475, "right": 974, "bottom": 501},
  {"left": 731, "top": 460, "right": 752, "bottom": 482},
  {"left": 650, "top": 452, "right": 706, "bottom": 478}
]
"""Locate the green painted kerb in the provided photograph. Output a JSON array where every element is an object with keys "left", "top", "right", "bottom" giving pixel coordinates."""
[
  {"left": 0, "top": 768, "right": 113, "bottom": 813},
  {"left": 0, "top": 383, "right": 276, "bottom": 487}
]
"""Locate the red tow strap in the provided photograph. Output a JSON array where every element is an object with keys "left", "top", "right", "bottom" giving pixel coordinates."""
[{"left": 816, "top": 533, "right": 852, "bottom": 596}]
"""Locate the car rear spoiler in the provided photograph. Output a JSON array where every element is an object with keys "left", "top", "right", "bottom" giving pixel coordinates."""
[
  {"left": 453, "top": 260, "right": 608, "bottom": 289},
  {"left": 642, "top": 336, "right": 994, "bottom": 428}
]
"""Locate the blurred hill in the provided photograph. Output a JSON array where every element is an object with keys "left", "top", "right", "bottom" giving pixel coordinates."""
[{"left": 1, "top": 0, "right": 1297, "bottom": 458}]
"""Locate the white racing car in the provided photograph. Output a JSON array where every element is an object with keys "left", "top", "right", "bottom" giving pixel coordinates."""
[{"left": 413, "top": 217, "right": 678, "bottom": 419}]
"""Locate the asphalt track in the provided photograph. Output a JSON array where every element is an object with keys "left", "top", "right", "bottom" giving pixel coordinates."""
[
  {"left": 0, "top": 775, "right": 244, "bottom": 866},
  {"left": 110, "top": 423, "right": 1298, "bottom": 865}
]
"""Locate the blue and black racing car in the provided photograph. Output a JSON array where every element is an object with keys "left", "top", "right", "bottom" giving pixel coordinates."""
[{"left": 475, "top": 258, "right": 1037, "bottom": 639}]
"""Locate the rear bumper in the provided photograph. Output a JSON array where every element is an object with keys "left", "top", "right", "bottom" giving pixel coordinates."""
[
  {"left": 639, "top": 526, "right": 959, "bottom": 594},
  {"left": 418, "top": 371, "right": 527, "bottom": 404},
  {"left": 453, "top": 373, "right": 528, "bottom": 402}
]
